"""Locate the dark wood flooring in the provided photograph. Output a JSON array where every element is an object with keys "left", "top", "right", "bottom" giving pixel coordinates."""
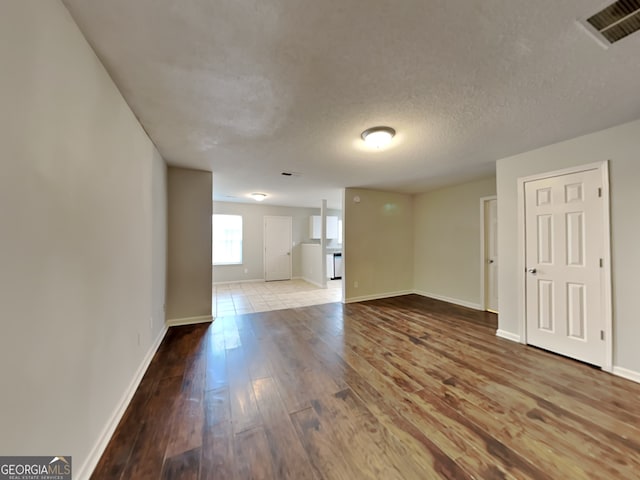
[{"left": 91, "top": 295, "right": 640, "bottom": 479}]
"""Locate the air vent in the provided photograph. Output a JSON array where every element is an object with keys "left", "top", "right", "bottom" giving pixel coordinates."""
[{"left": 581, "top": 0, "right": 640, "bottom": 46}]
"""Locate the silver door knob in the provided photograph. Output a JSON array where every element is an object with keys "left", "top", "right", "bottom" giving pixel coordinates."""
[{"left": 527, "top": 268, "right": 537, "bottom": 274}]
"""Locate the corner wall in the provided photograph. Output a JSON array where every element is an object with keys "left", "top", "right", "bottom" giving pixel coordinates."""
[
  {"left": 0, "top": 1, "right": 167, "bottom": 476},
  {"left": 167, "top": 168, "right": 213, "bottom": 323},
  {"left": 413, "top": 177, "right": 496, "bottom": 308},
  {"left": 343, "top": 188, "right": 413, "bottom": 302},
  {"left": 496, "top": 118, "right": 640, "bottom": 375}
]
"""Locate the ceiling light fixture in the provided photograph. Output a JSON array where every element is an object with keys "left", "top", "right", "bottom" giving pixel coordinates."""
[
  {"left": 361, "top": 126, "right": 396, "bottom": 149},
  {"left": 250, "top": 193, "right": 267, "bottom": 202}
]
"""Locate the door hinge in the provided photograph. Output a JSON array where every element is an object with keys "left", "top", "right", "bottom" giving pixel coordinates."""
[
  {"left": 600, "top": 330, "right": 605, "bottom": 341},
  {"left": 598, "top": 187, "right": 602, "bottom": 197},
  {"left": 599, "top": 258, "right": 603, "bottom": 268}
]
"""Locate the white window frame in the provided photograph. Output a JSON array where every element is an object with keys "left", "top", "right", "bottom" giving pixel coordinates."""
[{"left": 212, "top": 214, "right": 243, "bottom": 265}]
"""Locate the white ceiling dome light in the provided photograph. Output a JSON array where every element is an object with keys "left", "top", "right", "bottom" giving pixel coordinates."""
[
  {"left": 361, "top": 126, "right": 396, "bottom": 149},
  {"left": 250, "top": 192, "right": 267, "bottom": 201}
]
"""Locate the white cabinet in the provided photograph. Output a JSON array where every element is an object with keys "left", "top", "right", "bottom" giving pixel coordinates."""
[{"left": 310, "top": 215, "right": 339, "bottom": 239}]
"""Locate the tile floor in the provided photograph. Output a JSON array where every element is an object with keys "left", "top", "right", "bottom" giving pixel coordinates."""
[{"left": 212, "top": 279, "right": 342, "bottom": 317}]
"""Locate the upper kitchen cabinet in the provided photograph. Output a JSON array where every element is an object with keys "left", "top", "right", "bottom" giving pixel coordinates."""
[{"left": 310, "top": 215, "right": 339, "bottom": 239}]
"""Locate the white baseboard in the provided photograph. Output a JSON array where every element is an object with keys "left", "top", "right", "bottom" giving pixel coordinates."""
[
  {"left": 76, "top": 325, "right": 168, "bottom": 480},
  {"left": 302, "top": 277, "right": 324, "bottom": 288},
  {"left": 345, "top": 290, "right": 413, "bottom": 304},
  {"left": 496, "top": 329, "right": 521, "bottom": 342},
  {"left": 166, "top": 315, "right": 213, "bottom": 327},
  {"left": 213, "top": 278, "right": 264, "bottom": 285},
  {"left": 612, "top": 366, "right": 640, "bottom": 384},
  {"left": 413, "top": 290, "right": 483, "bottom": 311}
]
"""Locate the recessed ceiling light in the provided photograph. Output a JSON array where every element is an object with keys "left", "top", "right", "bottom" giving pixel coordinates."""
[
  {"left": 250, "top": 193, "right": 267, "bottom": 202},
  {"left": 361, "top": 126, "right": 396, "bottom": 149}
]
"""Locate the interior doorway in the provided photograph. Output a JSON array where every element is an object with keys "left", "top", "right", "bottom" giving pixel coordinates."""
[
  {"left": 480, "top": 196, "right": 498, "bottom": 313},
  {"left": 518, "top": 161, "right": 612, "bottom": 370},
  {"left": 264, "top": 215, "right": 292, "bottom": 281}
]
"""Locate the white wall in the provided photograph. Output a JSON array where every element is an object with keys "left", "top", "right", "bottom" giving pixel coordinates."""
[
  {"left": 344, "top": 188, "right": 414, "bottom": 301},
  {"left": 497, "top": 118, "right": 640, "bottom": 374},
  {"left": 0, "top": 1, "right": 167, "bottom": 476},
  {"left": 301, "top": 244, "right": 323, "bottom": 287},
  {"left": 413, "top": 177, "right": 496, "bottom": 308},
  {"left": 212, "top": 202, "right": 337, "bottom": 283},
  {"left": 167, "top": 168, "right": 213, "bottom": 322}
]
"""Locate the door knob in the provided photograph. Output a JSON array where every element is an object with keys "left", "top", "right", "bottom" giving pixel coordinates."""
[
  {"left": 488, "top": 259, "right": 494, "bottom": 264},
  {"left": 527, "top": 268, "right": 537, "bottom": 274}
]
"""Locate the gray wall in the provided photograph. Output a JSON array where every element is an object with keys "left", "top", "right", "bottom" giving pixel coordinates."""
[
  {"left": 167, "top": 168, "right": 213, "bottom": 321},
  {"left": 0, "top": 1, "right": 167, "bottom": 475},
  {"left": 413, "top": 177, "right": 496, "bottom": 308},
  {"left": 496, "top": 118, "right": 640, "bottom": 374},
  {"left": 212, "top": 202, "right": 341, "bottom": 283}
]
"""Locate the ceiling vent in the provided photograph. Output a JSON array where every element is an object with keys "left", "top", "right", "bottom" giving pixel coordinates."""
[{"left": 580, "top": 0, "right": 640, "bottom": 46}]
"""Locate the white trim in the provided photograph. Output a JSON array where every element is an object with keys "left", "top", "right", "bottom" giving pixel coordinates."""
[
  {"left": 166, "top": 315, "right": 213, "bottom": 327},
  {"left": 413, "top": 290, "right": 483, "bottom": 310},
  {"left": 302, "top": 277, "right": 324, "bottom": 289},
  {"left": 600, "top": 163, "right": 613, "bottom": 372},
  {"left": 479, "top": 195, "right": 497, "bottom": 312},
  {"left": 77, "top": 325, "right": 168, "bottom": 480},
  {"left": 345, "top": 290, "right": 413, "bottom": 304},
  {"left": 213, "top": 278, "right": 265, "bottom": 286},
  {"left": 516, "top": 160, "right": 613, "bottom": 366},
  {"left": 612, "top": 366, "right": 640, "bottom": 384},
  {"left": 496, "top": 329, "right": 521, "bottom": 342},
  {"left": 517, "top": 173, "right": 527, "bottom": 345}
]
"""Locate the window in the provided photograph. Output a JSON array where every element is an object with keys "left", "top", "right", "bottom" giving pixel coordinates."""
[{"left": 212, "top": 214, "right": 242, "bottom": 265}]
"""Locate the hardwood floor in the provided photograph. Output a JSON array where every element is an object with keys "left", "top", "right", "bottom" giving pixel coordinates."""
[{"left": 92, "top": 295, "right": 640, "bottom": 479}]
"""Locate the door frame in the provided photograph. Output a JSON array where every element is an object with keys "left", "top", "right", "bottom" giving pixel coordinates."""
[
  {"left": 263, "top": 215, "right": 292, "bottom": 281},
  {"left": 479, "top": 195, "right": 498, "bottom": 312},
  {"left": 516, "top": 160, "right": 612, "bottom": 371}
]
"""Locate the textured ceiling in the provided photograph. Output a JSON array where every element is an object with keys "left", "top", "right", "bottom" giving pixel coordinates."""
[{"left": 62, "top": 0, "right": 640, "bottom": 209}]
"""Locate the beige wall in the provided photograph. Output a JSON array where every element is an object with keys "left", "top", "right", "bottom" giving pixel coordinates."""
[
  {"left": 167, "top": 168, "right": 212, "bottom": 321},
  {"left": 413, "top": 177, "right": 496, "bottom": 308},
  {"left": 212, "top": 202, "right": 341, "bottom": 283},
  {"left": 344, "top": 188, "right": 413, "bottom": 301},
  {"left": 496, "top": 118, "right": 640, "bottom": 374},
  {"left": 0, "top": 1, "right": 167, "bottom": 476}
]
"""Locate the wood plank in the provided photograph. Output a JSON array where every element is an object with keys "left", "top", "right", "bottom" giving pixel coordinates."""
[
  {"left": 233, "top": 315, "right": 273, "bottom": 380},
  {"left": 234, "top": 427, "right": 275, "bottom": 480},
  {"left": 205, "top": 329, "right": 227, "bottom": 391},
  {"left": 200, "top": 387, "right": 235, "bottom": 480},
  {"left": 226, "top": 345, "right": 262, "bottom": 434},
  {"left": 311, "top": 388, "right": 430, "bottom": 479},
  {"left": 93, "top": 298, "right": 640, "bottom": 479},
  {"left": 352, "top": 302, "right": 640, "bottom": 475},
  {"left": 161, "top": 447, "right": 200, "bottom": 480},
  {"left": 252, "top": 377, "right": 316, "bottom": 480},
  {"left": 290, "top": 406, "right": 363, "bottom": 480},
  {"left": 119, "top": 375, "right": 183, "bottom": 479}
]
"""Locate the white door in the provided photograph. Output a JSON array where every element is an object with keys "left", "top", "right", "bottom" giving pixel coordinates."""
[
  {"left": 264, "top": 216, "right": 292, "bottom": 281},
  {"left": 524, "top": 169, "right": 605, "bottom": 366},
  {"left": 484, "top": 198, "right": 498, "bottom": 312}
]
